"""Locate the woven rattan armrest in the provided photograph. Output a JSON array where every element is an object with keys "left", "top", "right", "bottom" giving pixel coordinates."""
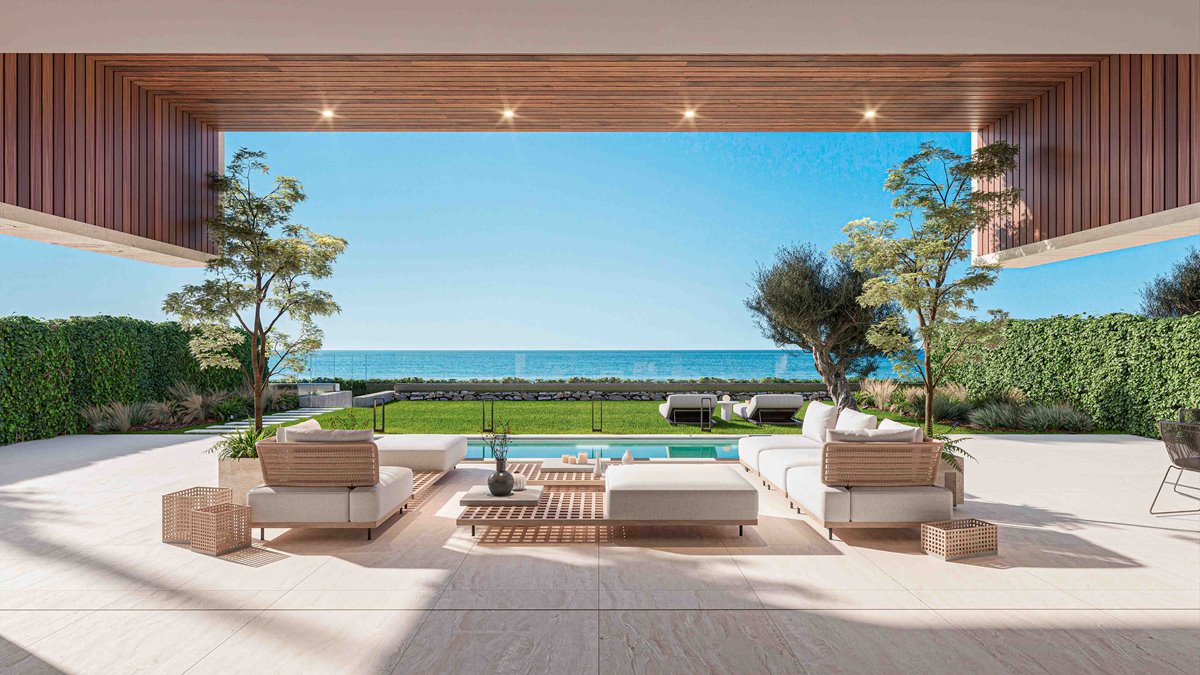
[
  {"left": 255, "top": 437, "right": 380, "bottom": 487},
  {"left": 820, "top": 439, "right": 943, "bottom": 487}
]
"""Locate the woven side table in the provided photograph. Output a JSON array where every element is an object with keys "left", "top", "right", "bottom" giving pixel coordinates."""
[
  {"left": 162, "top": 486, "right": 233, "bottom": 543},
  {"left": 921, "top": 518, "right": 998, "bottom": 561},
  {"left": 190, "top": 503, "right": 252, "bottom": 556}
]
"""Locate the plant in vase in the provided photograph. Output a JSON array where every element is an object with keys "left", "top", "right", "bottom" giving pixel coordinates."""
[
  {"left": 484, "top": 421, "right": 514, "bottom": 496},
  {"left": 208, "top": 426, "right": 276, "bottom": 505}
]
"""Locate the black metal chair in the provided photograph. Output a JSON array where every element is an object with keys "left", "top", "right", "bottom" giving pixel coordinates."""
[{"left": 1150, "top": 419, "right": 1200, "bottom": 515}]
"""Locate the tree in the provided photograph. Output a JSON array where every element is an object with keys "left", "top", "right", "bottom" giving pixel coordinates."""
[
  {"left": 163, "top": 148, "right": 346, "bottom": 432},
  {"left": 1141, "top": 246, "right": 1200, "bottom": 317},
  {"left": 746, "top": 244, "right": 903, "bottom": 411},
  {"left": 835, "top": 141, "right": 1021, "bottom": 435}
]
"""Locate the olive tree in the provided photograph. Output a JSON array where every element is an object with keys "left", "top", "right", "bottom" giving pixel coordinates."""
[
  {"left": 1141, "top": 246, "right": 1200, "bottom": 317},
  {"left": 163, "top": 148, "right": 346, "bottom": 431},
  {"left": 746, "top": 244, "right": 903, "bottom": 411},
  {"left": 835, "top": 141, "right": 1020, "bottom": 434}
]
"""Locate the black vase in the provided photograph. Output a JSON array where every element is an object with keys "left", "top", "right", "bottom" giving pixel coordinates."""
[{"left": 488, "top": 458, "right": 514, "bottom": 497}]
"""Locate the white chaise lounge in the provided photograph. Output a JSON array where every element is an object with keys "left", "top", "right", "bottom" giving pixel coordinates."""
[
  {"left": 658, "top": 394, "right": 717, "bottom": 430},
  {"left": 733, "top": 394, "right": 807, "bottom": 425},
  {"left": 738, "top": 402, "right": 952, "bottom": 539}
]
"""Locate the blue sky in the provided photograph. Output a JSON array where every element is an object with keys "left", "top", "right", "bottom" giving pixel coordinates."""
[{"left": 1, "top": 132, "right": 1194, "bottom": 349}]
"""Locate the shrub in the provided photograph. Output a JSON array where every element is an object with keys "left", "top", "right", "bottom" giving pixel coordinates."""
[
  {"left": 209, "top": 426, "right": 275, "bottom": 460},
  {"left": 968, "top": 401, "right": 1025, "bottom": 430},
  {"left": 212, "top": 396, "right": 253, "bottom": 422},
  {"left": 860, "top": 379, "right": 899, "bottom": 410},
  {"left": 145, "top": 400, "right": 178, "bottom": 425},
  {"left": 898, "top": 386, "right": 974, "bottom": 422},
  {"left": 942, "top": 314, "right": 1200, "bottom": 438},
  {"left": 1022, "top": 403, "right": 1094, "bottom": 433},
  {"left": 274, "top": 391, "right": 299, "bottom": 412},
  {"left": 80, "top": 402, "right": 147, "bottom": 433}
]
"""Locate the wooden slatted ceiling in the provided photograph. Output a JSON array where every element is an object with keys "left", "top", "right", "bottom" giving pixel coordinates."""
[
  {"left": 977, "top": 54, "right": 1199, "bottom": 256},
  {"left": 90, "top": 54, "right": 1105, "bottom": 132},
  {"left": 0, "top": 54, "right": 219, "bottom": 253}
]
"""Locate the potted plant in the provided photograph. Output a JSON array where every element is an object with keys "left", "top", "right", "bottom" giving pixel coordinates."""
[
  {"left": 210, "top": 426, "right": 275, "bottom": 505},
  {"left": 484, "top": 421, "right": 514, "bottom": 496},
  {"left": 935, "top": 433, "right": 973, "bottom": 506}
]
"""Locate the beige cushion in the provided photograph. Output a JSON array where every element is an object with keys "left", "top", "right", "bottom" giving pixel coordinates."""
[
  {"left": 604, "top": 465, "right": 758, "bottom": 521},
  {"left": 849, "top": 486, "right": 953, "bottom": 522},
  {"left": 758, "top": 448, "right": 822, "bottom": 490},
  {"left": 248, "top": 484, "right": 350, "bottom": 523},
  {"left": 743, "top": 394, "right": 806, "bottom": 417},
  {"left": 878, "top": 418, "right": 924, "bottom": 441},
  {"left": 825, "top": 428, "right": 922, "bottom": 443},
  {"left": 785, "top": 466, "right": 850, "bottom": 524},
  {"left": 286, "top": 428, "right": 375, "bottom": 444},
  {"left": 801, "top": 401, "right": 839, "bottom": 443},
  {"left": 348, "top": 466, "right": 414, "bottom": 522},
  {"left": 834, "top": 407, "right": 879, "bottom": 431},
  {"left": 376, "top": 434, "right": 468, "bottom": 471},
  {"left": 277, "top": 418, "right": 320, "bottom": 442},
  {"left": 737, "top": 434, "right": 820, "bottom": 471}
]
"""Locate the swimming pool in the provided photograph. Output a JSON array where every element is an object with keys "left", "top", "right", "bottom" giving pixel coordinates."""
[{"left": 466, "top": 437, "right": 741, "bottom": 461}]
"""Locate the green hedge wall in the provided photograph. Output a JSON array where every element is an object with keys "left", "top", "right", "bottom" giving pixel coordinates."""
[
  {"left": 943, "top": 313, "right": 1200, "bottom": 438},
  {"left": 0, "top": 316, "right": 245, "bottom": 445}
]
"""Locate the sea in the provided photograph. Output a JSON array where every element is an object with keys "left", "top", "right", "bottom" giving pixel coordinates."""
[{"left": 294, "top": 349, "right": 897, "bottom": 382}]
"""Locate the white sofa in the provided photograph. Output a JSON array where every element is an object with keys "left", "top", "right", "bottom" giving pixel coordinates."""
[
  {"left": 375, "top": 434, "right": 467, "bottom": 471},
  {"left": 737, "top": 402, "right": 953, "bottom": 538}
]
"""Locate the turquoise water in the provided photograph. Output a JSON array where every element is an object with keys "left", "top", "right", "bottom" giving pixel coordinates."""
[
  {"left": 467, "top": 439, "right": 740, "bottom": 461},
  {"left": 297, "top": 349, "right": 893, "bottom": 381}
]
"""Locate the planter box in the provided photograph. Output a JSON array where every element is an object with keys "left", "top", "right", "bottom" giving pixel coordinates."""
[
  {"left": 938, "top": 460, "right": 965, "bottom": 506},
  {"left": 218, "top": 458, "right": 263, "bottom": 506}
]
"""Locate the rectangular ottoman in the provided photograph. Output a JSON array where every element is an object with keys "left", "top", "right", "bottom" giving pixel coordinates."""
[
  {"left": 375, "top": 434, "right": 468, "bottom": 471},
  {"left": 604, "top": 465, "right": 758, "bottom": 523}
]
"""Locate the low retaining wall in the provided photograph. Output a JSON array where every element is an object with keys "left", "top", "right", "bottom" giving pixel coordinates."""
[{"left": 299, "top": 391, "right": 353, "bottom": 408}]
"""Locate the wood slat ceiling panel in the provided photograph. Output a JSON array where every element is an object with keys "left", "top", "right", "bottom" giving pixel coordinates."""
[{"left": 89, "top": 54, "right": 1106, "bottom": 131}]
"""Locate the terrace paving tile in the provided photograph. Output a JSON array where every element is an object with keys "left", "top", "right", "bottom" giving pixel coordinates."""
[{"left": 599, "top": 609, "right": 798, "bottom": 674}]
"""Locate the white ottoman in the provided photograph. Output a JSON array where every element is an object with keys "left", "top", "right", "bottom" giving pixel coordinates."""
[
  {"left": 375, "top": 434, "right": 467, "bottom": 471},
  {"left": 604, "top": 465, "right": 758, "bottom": 527}
]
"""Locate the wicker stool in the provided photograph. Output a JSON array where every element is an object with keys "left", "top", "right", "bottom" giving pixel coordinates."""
[
  {"left": 190, "top": 503, "right": 252, "bottom": 556},
  {"left": 162, "top": 486, "right": 233, "bottom": 543},
  {"left": 921, "top": 518, "right": 998, "bottom": 561}
]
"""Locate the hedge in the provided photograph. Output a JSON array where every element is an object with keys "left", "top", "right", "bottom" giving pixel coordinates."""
[
  {"left": 0, "top": 316, "right": 245, "bottom": 445},
  {"left": 943, "top": 313, "right": 1200, "bottom": 438}
]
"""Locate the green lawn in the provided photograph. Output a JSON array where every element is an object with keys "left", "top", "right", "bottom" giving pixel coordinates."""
[{"left": 312, "top": 400, "right": 969, "bottom": 436}]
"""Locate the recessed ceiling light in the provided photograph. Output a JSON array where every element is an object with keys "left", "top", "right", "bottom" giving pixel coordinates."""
[
  {"left": 683, "top": 109, "right": 696, "bottom": 119},
  {"left": 863, "top": 109, "right": 877, "bottom": 119},
  {"left": 502, "top": 109, "right": 515, "bottom": 120},
  {"left": 321, "top": 109, "right": 335, "bottom": 118}
]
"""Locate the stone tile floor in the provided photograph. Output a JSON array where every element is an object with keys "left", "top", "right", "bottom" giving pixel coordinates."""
[{"left": 0, "top": 433, "right": 1196, "bottom": 673}]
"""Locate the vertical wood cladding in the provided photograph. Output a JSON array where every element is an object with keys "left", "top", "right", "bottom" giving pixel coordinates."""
[
  {"left": 978, "top": 54, "right": 1199, "bottom": 256},
  {"left": 0, "top": 54, "right": 217, "bottom": 253}
]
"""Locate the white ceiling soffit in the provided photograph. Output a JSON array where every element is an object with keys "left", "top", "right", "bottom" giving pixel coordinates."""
[{"left": 3, "top": 0, "right": 1198, "bottom": 54}]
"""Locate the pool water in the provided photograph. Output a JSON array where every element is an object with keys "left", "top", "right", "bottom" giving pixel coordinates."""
[{"left": 467, "top": 439, "right": 740, "bottom": 461}]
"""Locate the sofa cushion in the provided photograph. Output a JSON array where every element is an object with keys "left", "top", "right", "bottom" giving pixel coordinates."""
[
  {"left": 746, "top": 394, "right": 805, "bottom": 414},
  {"left": 286, "top": 428, "right": 375, "bottom": 443},
  {"left": 277, "top": 418, "right": 320, "bottom": 443},
  {"left": 604, "top": 465, "right": 757, "bottom": 521},
  {"left": 758, "top": 448, "right": 822, "bottom": 491},
  {"left": 375, "top": 434, "right": 468, "bottom": 471},
  {"left": 737, "top": 435, "right": 820, "bottom": 471},
  {"left": 825, "top": 428, "right": 922, "bottom": 443},
  {"left": 878, "top": 418, "right": 924, "bottom": 441},
  {"left": 834, "top": 407, "right": 878, "bottom": 431},
  {"left": 349, "top": 466, "right": 414, "bottom": 523},
  {"left": 801, "top": 402, "right": 839, "bottom": 443},
  {"left": 848, "top": 486, "right": 953, "bottom": 523},
  {"left": 248, "top": 484, "right": 350, "bottom": 524},
  {"left": 785, "top": 465, "right": 850, "bottom": 524}
]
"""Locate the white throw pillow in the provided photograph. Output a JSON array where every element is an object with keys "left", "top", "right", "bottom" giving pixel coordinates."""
[
  {"left": 834, "top": 407, "right": 879, "bottom": 431},
  {"left": 878, "top": 418, "right": 924, "bottom": 441},
  {"left": 825, "top": 428, "right": 921, "bottom": 443},
  {"left": 286, "top": 428, "right": 375, "bottom": 444},
  {"left": 277, "top": 418, "right": 321, "bottom": 443},
  {"left": 801, "top": 401, "right": 839, "bottom": 443}
]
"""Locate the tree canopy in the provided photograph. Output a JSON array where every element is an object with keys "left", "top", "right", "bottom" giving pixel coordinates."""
[{"left": 1141, "top": 246, "right": 1200, "bottom": 318}]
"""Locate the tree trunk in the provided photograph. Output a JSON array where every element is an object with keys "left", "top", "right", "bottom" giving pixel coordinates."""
[
  {"left": 811, "top": 350, "right": 858, "bottom": 411},
  {"left": 923, "top": 343, "right": 935, "bottom": 437},
  {"left": 253, "top": 382, "right": 264, "bottom": 433}
]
